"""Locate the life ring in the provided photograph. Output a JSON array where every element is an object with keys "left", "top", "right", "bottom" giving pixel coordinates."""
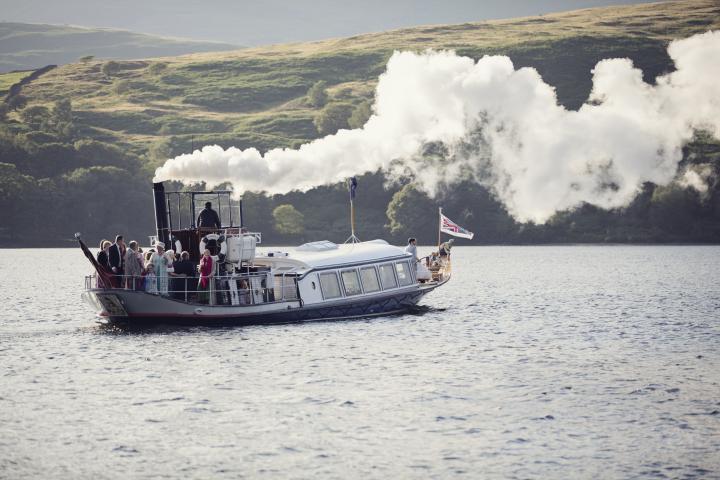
[{"left": 199, "top": 234, "right": 226, "bottom": 260}]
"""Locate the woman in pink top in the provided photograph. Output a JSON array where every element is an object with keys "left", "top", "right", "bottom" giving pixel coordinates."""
[{"left": 198, "top": 249, "right": 214, "bottom": 303}]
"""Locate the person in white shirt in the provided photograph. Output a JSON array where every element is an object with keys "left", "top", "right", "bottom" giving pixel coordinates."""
[{"left": 405, "top": 237, "right": 418, "bottom": 270}]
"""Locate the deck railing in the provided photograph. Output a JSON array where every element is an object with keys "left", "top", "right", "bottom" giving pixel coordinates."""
[
  {"left": 420, "top": 255, "right": 451, "bottom": 283},
  {"left": 84, "top": 273, "right": 298, "bottom": 306}
]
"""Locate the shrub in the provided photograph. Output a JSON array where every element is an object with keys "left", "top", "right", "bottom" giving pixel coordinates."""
[
  {"left": 348, "top": 101, "right": 372, "bottom": 129},
  {"left": 52, "top": 99, "right": 72, "bottom": 124},
  {"left": 21, "top": 105, "right": 50, "bottom": 130},
  {"left": 314, "top": 102, "right": 353, "bottom": 135},
  {"left": 74, "top": 139, "right": 139, "bottom": 169},
  {"left": 101, "top": 61, "right": 121, "bottom": 77},
  {"left": 306, "top": 80, "right": 328, "bottom": 108},
  {"left": 386, "top": 184, "right": 436, "bottom": 235},
  {"left": 112, "top": 79, "right": 131, "bottom": 95},
  {"left": 7, "top": 94, "right": 27, "bottom": 111},
  {"left": 148, "top": 62, "right": 168, "bottom": 75},
  {"left": 273, "top": 204, "right": 304, "bottom": 234}
]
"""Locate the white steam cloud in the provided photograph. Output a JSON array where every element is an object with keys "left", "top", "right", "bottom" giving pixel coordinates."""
[
  {"left": 154, "top": 31, "right": 720, "bottom": 223},
  {"left": 678, "top": 164, "right": 715, "bottom": 194}
]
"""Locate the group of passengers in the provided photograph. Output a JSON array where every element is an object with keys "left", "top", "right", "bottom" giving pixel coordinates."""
[
  {"left": 405, "top": 237, "right": 453, "bottom": 268},
  {"left": 96, "top": 235, "right": 199, "bottom": 299}
]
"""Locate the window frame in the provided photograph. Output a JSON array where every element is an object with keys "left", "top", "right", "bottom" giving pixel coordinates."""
[
  {"left": 395, "top": 260, "right": 414, "bottom": 287},
  {"left": 340, "top": 269, "right": 363, "bottom": 297},
  {"left": 378, "top": 263, "right": 398, "bottom": 290},
  {"left": 359, "top": 266, "right": 381, "bottom": 294},
  {"left": 318, "top": 271, "right": 343, "bottom": 300}
]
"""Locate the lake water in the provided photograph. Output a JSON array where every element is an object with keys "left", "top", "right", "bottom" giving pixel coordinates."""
[{"left": 1, "top": 246, "right": 719, "bottom": 479}]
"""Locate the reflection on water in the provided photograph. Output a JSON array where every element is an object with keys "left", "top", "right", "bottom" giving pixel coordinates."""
[{"left": 1, "top": 247, "right": 719, "bottom": 478}]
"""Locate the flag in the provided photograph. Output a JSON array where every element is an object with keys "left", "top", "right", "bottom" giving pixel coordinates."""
[
  {"left": 349, "top": 177, "right": 358, "bottom": 200},
  {"left": 440, "top": 212, "right": 474, "bottom": 239},
  {"left": 75, "top": 233, "right": 113, "bottom": 288}
]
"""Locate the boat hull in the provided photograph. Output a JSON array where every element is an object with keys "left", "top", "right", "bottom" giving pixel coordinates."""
[{"left": 85, "top": 284, "right": 439, "bottom": 328}]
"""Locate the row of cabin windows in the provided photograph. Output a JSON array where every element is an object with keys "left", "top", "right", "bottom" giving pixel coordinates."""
[{"left": 318, "top": 261, "right": 414, "bottom": 300}]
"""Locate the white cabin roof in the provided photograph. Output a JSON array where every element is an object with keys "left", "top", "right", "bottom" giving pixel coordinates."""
[{"left": 254, "top": 239, "right": 410, "bottom": 272}]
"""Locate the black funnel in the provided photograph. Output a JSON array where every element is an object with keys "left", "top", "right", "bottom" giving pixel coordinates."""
[{"left": 153, "top": 182, "right": 171, "bottom": 247}]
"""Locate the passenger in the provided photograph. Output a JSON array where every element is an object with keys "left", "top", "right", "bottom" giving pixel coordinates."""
[
  {"left": 439, "top": 239, "right": 454, "bottom": 259},
  {"left": 198, "top": 249, "right": 214, "bottom": 303},
  {"left": 405, "top": 237, "right": 418, "bottom": 270},
  {"left": 238, "top": 278, "right": 250, "bottom": 305},
  {"left": 124, "top": 240, "right": 143, "bottom": 290},
  {"left": 171, "top": 251, "right": 195, "bottom": 300},
  {"left": 260, "top": 277, "right": 274, "bottom": 302},
  {"left": 96, "top": 239, "right": 112, "bottom": 287},
  {"left": 165, "top": 249, "right": 175, "bottom": 274},
  {"left": 108, "top": 235, "right": 126, "bottom": 285},
  {"left": 96, "top": 239, "right": 111, "bottom": 270},
  {"left": 151, "top": 242, "right": 169, "bottom": 296},
  {"left": 197, "top": 201, "right": 221, "bottom": 231},
  {"left": 136, "top": 247, "right": 145, "bottom": 288},
  {"left": 144, "top": 260, "right": 158, "bottom": 295}
]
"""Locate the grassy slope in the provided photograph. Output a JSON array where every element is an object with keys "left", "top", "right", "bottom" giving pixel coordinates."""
[
  {"left": 13, "top": 1, "right": 720, "bottom": 170},
  {"left": 0, "top": 22, "right": 239, "bottom": 72},
  {"left": 0, "top": 70, "right": 34, "bottom": 96}
]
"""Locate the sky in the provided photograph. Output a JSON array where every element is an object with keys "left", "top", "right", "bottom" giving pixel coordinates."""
[{"left": 1, "top": 0, "right": 659, "bottom": 46}]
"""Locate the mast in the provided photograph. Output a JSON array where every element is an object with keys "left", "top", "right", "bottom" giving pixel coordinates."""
[
  {"left": 351, "top": 196, "right": 356, "bottom": 238},
  {"left": 345, "top": 177, "right": 360, "bottom": 244}
]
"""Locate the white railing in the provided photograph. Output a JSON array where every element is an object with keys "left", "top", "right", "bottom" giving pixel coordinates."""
[
  {"left": 84, "top": 273, "right": 298, "bottom": 305},
  {"left": 149, "top": 230, "right": 262, "bottom": 247}
]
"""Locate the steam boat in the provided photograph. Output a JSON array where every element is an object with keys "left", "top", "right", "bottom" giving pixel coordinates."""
[{"left": 79, "top": 183, "right": 450, "bottom": 327}]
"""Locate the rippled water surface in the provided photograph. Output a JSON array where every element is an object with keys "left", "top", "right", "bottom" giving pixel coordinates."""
[{"left": 1, "top": 246, "right": 719, "bottom": 479}]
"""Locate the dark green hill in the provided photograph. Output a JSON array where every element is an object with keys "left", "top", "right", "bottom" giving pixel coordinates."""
[
  {"left": 1, "top": 0, "right": 719, "bottom": 246},
  {"left": 0, "top": 22, "right": 239, "bottom": 72}
]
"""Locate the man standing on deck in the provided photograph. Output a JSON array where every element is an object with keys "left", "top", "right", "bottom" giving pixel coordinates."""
[
  {"left": 405, "top": 237, "right": 418, "bottom": 270},
  {"left": 108, "top": 235, "right": 126, "bottom": 283},
  {"left": 197, "top": 202, "right": 221, "bottom": 231}
]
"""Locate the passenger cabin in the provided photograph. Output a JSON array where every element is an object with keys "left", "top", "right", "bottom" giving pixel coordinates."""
[{"left": 254, "top": 240, "right": 416, "bottom": 306}]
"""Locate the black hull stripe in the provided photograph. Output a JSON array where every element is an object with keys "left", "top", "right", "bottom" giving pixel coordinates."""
[{"left": 107, "top": 289, "right": 430, "bottom": 327}]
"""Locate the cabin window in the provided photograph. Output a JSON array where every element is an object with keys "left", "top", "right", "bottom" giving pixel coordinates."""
[
  {"left": 319, "top": 272, "right": 342, "bottom": 299},
  {"left": 395, "top": 261, "right": 413, "bottom": 287},
  {"left": 378, "top": 264, "right": 398, "bottom": 290},
  {"left": 359, "top": 267, "right": 380, "bottom": 293},
  {"left": 341, "top": 270, "right": 362, "bottom": 296}
]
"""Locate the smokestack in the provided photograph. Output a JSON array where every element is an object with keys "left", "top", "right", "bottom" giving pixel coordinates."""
[{"left": 153, "top": 182, "right": 171, "bottom": 247}]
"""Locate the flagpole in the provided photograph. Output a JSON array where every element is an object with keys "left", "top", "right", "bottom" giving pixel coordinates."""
[
  {"left": 345, "top": 177, "right": 360, "bottom": 244},
  {"left": 350, "top": 197, "right": 356, "bottom": 239},
  {"left": 438, "top": 206, "right": 442, "bottom": 250}
]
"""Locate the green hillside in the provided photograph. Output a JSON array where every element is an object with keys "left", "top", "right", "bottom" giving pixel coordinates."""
[
  {"left": 0, "top": 70, "right": 34, "bottom": 96},
  {"left": 0, "top": 22, "right": 239, "bottom": 72},
  {"left": 1, "top": 0, "right": 720, "bottom": 246}
]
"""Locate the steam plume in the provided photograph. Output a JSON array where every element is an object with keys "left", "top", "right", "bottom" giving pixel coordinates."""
[{"left": 154, "top": 31, "right": 720, "bottom": 223}]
